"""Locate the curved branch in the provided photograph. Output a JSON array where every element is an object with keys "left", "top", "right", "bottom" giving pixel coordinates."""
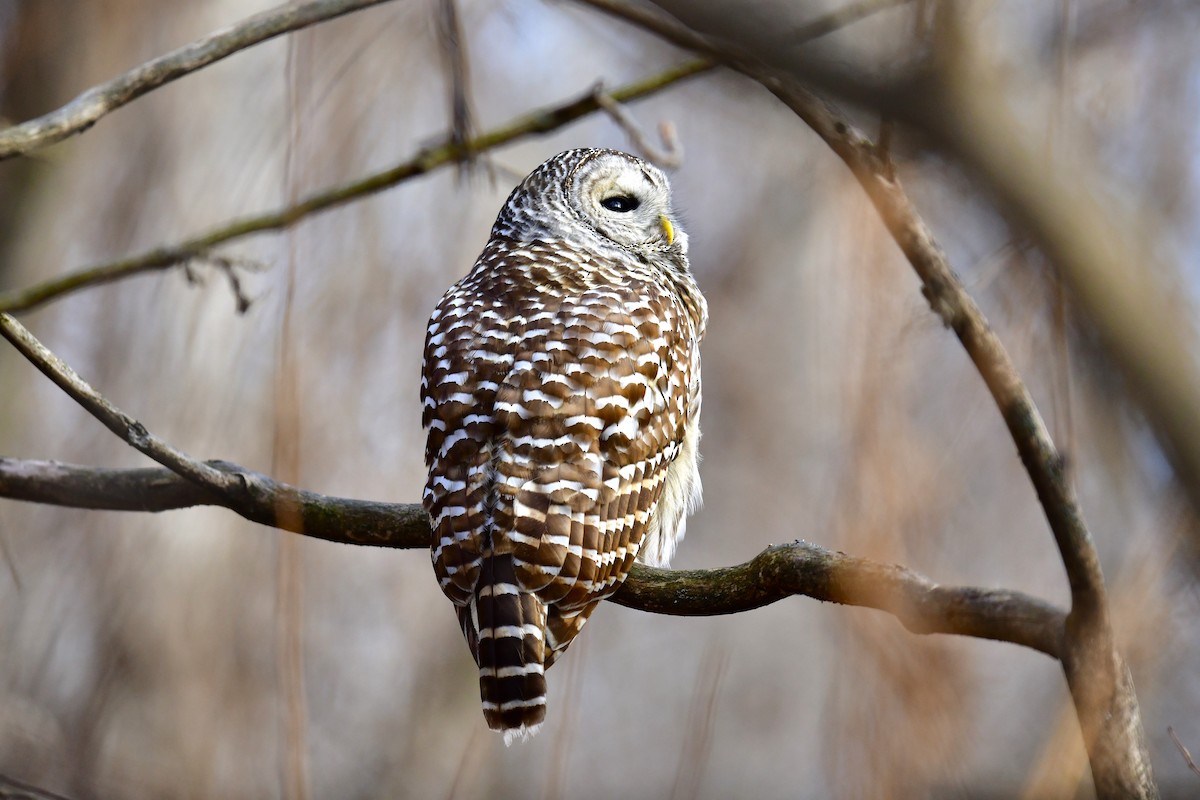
[
  {"left": 573, "top": 3, "right": 1152, "bottom": 796},
  {"left": 571, "top": 2, "right": 1099, "bottom": 621},
  {"left": 0, "top": 0, "right": 398, "bottom": 161},
  {"left": 0, "top": 456, "right": 1066, "bottom": 657},
  {"left": 615, "top": 543, "right": 1065, "bottom": 658},
  {"left": 0, "top": 60, "right": 710, "bottom": 315}
]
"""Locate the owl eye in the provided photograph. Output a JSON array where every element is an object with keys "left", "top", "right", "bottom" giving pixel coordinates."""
[{"left": 600, "top": 195, "right": 640, "bottom": 212}]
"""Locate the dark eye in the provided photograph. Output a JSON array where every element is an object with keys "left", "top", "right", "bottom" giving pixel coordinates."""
[{"left": 600, "top": 195, "right": 640, "bottom": 212}]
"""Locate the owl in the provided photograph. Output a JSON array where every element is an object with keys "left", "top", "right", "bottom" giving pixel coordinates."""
[{"left": 421, "top": 148, "right": 707, "bottom": 743}]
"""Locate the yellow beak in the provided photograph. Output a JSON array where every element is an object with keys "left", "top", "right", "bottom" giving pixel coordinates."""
[{"left": 659, "top": 214, "right": 675, "bottom": 246}]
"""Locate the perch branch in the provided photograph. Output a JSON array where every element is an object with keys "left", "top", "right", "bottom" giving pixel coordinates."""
[
  {"left": 0, "top": 457, "right": 1065, "bottom": 657},
  {"left": 0, "top": 0, "right": 398, "bottom": 161},
  {"left": 0, "top": 59, "right": 711, "bottom": 315},
  {"left": 572, "top": 2, "right": 1151, "bottom": 797}
]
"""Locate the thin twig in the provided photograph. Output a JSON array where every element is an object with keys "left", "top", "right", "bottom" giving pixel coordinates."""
[
  {"left": 0, "top": 0, "right": 910, "bottom": 314},
  {"left": 0, "top": 59, "right": 712, "bottom": 316},
  {"left": 184, "top": 253, "right": 262, "bottom": 313},
  {"left": 0, "top": 457, "right": 1067, "bottom": 656},
  {"left": 0, "top": 313, "right": 243, "bottom": 496},
  {"left": 594, "top": 86, "right": 683, "bottom": 168},
  {"left": 0, "top": 0, "right": 398, "bottom": 161},
  {"left": 436, "top": 0, "right": 482, "bottom": 175}
]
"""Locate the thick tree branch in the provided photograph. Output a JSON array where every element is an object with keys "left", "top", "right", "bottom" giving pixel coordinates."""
[
  {"left": 0, "top": 0, "right": 398, "bottom": 161},
  {"left": 0, "top": 60, "right": 711, "bottom": 315},
  {"left": 0, "top": 457, "right": 425, "bottom": 547},
  {"left": 0, "top": 457, "right": 1066, "bottom": 657},
  {"left": 573, "top": 2, "right": 1153, "bottom": 797}
]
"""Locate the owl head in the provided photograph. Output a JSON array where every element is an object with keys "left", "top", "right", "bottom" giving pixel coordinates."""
[{"left": 493, "top": 149, "right": 688, "bottom": 258}]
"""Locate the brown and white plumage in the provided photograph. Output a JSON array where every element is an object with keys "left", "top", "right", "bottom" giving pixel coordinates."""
[{"left": 421, "top": 148, "right": 706, "bottom": 742}]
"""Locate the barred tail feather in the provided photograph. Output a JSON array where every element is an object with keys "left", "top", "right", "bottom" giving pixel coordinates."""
[{"left": 468, "top": 554, "right": 547, "bottom": 742}]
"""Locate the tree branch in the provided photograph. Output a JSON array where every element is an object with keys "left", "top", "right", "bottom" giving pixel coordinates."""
[
  {"left": 0, "top": 456, "right": 1066, "bottom": 657},
  {"left": 0, "top": 3, "right": 1150, "bottom": 792},
  {"left": 573, "top": 2, "right": 1153, "bottom": 797},
  {"left": 0, "top": 60, "right": 711, "bottom": 315},
  {"left": 0, "top": 0, "right": 399, "bottom": 162},
  {"left": 0, "top": 313, "right": 243, "bottom": 496},
  {"left": 0, "top": 457, "right": 425, "bottom": 546},
  {"left": 0, "top": 0, "right": 907, "bottom": 315},
  {"left": 0, "top": 772, "right": 75, "bottom": 800}
]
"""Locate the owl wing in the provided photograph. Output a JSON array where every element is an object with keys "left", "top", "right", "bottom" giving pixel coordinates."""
[
  {"left": 423, "top": 245, "right": 697, "bottom": 614},
  {"left": 422, "top": 254, "right": 520, "bottom": 606},
  {"left": 491, "top": 278, "right": 693, "bottom": 613}
]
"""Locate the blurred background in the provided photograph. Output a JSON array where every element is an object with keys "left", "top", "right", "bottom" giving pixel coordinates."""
[{"left": 1, "top": 0, "right": 1198, "bottom": 797}]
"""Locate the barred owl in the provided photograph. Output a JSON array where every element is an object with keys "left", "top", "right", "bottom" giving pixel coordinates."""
[{"left": 421, "top": 148, "right": 706, "bottom": 743}]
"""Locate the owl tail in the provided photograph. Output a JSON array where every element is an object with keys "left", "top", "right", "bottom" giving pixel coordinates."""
[{"left": 462, "top": 553, "right": 547, "bottom": 744}]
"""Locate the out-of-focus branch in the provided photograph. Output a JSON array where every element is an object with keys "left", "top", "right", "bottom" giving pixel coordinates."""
[
  {"left": 573, "top": 2, "right": 1154, "bottom": 798},
  {"left": 595, "top": 88, "right": 683, "bottom": 168},
  {"left": 0, "top": 0, "right": 398, "bottom": 161},
  {"left": 436, "top": 0, "right": 478, "bottom": 166},
  {"left": 925, "top": 19, "right": 1200, "bottom": 548},
  {"left": 0, "top": 59, "right": 711, "bottom": 315},
  {"left": 1167, "top": 727, "right": 1200, "bottom": 779},
  {"left": 789, "top": 0, "right": 914, "bottom": 42},
  {"left": 0, "top": 772, "right": 75, "bottom": 800},
  {"left": 0, "top": 0, "right": 912, "bottom": 313},
  {"left": 0, "top": 457, "right": 1066, "bottom": 655}
]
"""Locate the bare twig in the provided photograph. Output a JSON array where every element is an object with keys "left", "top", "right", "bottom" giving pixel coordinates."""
[
  {"left": 0, "top": 313, "right": 243, "bottom": 496},
  {"left": 0, "top": 457, "right": 1067, "bottom": 655},
  {"left": 1168, "top": 727, "right": 1200, "bottom": 779},
  {"left": 436, "top": 0, "right": 481, "bottom": 173},
  {"left": 0, "top": 59, "right": 711, "bottom": 316},
  {"left": 184, "top": 253, "right": 262, "bottom": 313},
  {"left": 595, "top": 86, "right": 683, "bottom": 168},
  {"left": 0, "top": 0, "right": 399, "bottom": 161}
]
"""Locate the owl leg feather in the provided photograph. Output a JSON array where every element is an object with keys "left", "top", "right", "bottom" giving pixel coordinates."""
[
  {"left": 543, "top": 603, "right": 598, "bottom": 668},
  {"left": 466, "top": 553, "right": 548, "bottom": 743}
]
